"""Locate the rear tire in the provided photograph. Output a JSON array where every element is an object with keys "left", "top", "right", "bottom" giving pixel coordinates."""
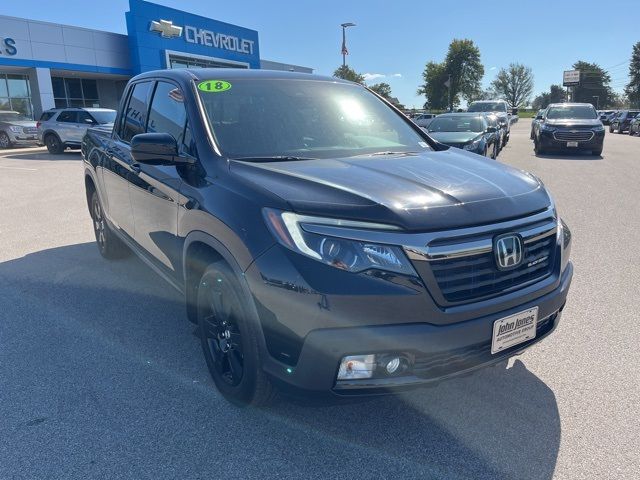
[
  {"left": 45, "top": 133, "right": 64, "bottom": 154},
  {"left": 609, "top": 125, "right": 615, "bottom": 133},
  {"left": 0, "top": 132, "right": 11, "bottom": 149},
  {"left": 491, "top": 142, "right": 498, "bottom": 159},
  {"left": 197, "top": 262, "right": 276, "bottom": 407},
  {"left": 90, "top": 191, "right": 129, "bottom": 259}
]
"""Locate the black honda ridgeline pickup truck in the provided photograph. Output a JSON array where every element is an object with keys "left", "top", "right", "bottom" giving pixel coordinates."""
[{"left": 81, "top": 69, "right": 573, "bottom": 406}]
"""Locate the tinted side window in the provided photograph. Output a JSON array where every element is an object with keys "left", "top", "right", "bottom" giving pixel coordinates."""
[
  {"left": 147, "top": 81, "right": 187, "bottom": 145},
  {"left": 121, "top": 82, "right": 152, "bottom": 143},
  {"left": 40, "top": 111, "right": 55, "bottom": 121},
  {"left": 57, "top": 111, "right": 77, "bottom": 123},
  {"left": 77, "top": 111, "right": 95, "bottom": 125}
]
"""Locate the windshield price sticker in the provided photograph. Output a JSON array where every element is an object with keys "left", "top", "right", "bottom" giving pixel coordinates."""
[{"left": 198, "top": 80, "right": 232, "bottom": 92}]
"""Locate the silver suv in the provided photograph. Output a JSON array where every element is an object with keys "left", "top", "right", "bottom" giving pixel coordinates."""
[
  {"left": 0, "top": 110, "right": 39, "bottom": 149},
  {"left": 38, "top": 108, "right": 116, "bottom": 154}
]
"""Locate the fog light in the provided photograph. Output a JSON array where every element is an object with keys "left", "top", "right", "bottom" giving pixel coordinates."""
[
  {"left": 386, "top": 357, "right": 401, "bottom": 374},
  {"left": 337, "top": 354, "right": 375, "bottom": 380}
]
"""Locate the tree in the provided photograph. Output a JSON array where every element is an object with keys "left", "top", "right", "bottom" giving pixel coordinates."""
[
  {"left": 625, "top": 42, "right": 640, "bottom": 108},
  {"left": 333, "top": 65, "right": 365, "bottom": 84},
  {"left": 418, "top": 39, "right": 484, "bottom": 109},
  {"left": 368, "top": 82, "right": 392, "bottom": 99},
  {"left": 531, "top": 84, "right": 566, "bottom": 110},
  {"left": 491, "top": 63, "right": 534, "bottom": 108},
  {"left": 417, "top": 61, "right": 449, "bottom": 110},
  {"left": 571, "top": 61, "right": 613, "bottom": 107}
]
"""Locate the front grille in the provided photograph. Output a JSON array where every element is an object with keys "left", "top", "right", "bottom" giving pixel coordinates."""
[
  {"left": 23, "top": 127, "right": 38, "bottom": 134},
  {"left": 553, "top": 130, "right": 594, "bottom": 141},
  {"left": 413, "top": 313, "right": 556, "bottom": 379},
  {"left": 406, "top": 216, "right": 559, "bottom": 305}
]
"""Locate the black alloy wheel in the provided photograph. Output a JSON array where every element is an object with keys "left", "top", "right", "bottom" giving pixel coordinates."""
[
  {"left": 0, "top": 132, "right": 11, "bottom": 149},
  {"left": 90, "top": 191, "right": 129, "bottom": 259},
  {"left": 45, "top": 133, "right": 63, "bottom": 154},
  {"left": 197, "top": 262, "right": 276, "bottom": 406}
]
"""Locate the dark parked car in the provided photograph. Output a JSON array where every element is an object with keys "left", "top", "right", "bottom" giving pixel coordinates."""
[
  {"left": 426, "top": 113, "right": 499, "bottom": 158},
  {"left": 629, "top": 113, "right": 640, "bottom": 136},
  {"left": 82, "top": 69, "right": 573, "bottom": 406},
  {"left": 531, "top": 109, "right": 545, "bottom": 139},
  {"left": 598, "top": 110, "right": 615, "bottom": 125},
  {"left": 467, "top": 100, "right": 511, "bottom": 146},
  {"left": 483, "top": 113, "right": 504, "bottom": 152},
  {"left": 609, "top": 110, "right": 640, "bottom": 133},
  {"left": 533, "top": 103, "right": 605, "bottom": 156}
]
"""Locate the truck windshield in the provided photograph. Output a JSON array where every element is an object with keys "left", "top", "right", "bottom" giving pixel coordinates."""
[
  {"left": 547, "top": 106, "right": 597, "bottom": 120},
  {"left": 197, "top": 78, "right": 430, "bottom": 159},
  {"left": 467, "top": 102, "right": 506, "bottom": 113}
]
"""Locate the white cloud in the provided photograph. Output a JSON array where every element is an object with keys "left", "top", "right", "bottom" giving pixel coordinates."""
[
  {"left": 490, "top": 66, "right": 497, "bottom": 71},
  {"left": 391, "top": 73, "right": 403, "bottom": 78},
  {"left": 363, "top": 73, "right": 385, "bottom": 81}
]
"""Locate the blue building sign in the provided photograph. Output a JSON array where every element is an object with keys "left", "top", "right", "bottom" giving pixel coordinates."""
[{"left": 126, "top": 0, "right": 261, "bottom": 73}]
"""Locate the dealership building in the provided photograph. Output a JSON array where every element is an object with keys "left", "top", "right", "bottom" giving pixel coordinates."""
[{"left": 0, "top": 0, "right": 313, "bottom": 119}]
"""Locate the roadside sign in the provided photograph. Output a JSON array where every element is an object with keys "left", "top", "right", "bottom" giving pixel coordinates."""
[{"left": 563, "top": 70, "right": 580, "bottom": 86}]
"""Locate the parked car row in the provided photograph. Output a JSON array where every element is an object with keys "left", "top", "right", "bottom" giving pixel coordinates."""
[
  {"left": 608, "top": 110, "right": 640, "bottom": 135},
  {"left": 0, "top": 107, "right": 117, "bottom": 152}
]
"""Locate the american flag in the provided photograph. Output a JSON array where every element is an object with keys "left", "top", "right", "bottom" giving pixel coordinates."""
[{"left": 341, "top": 40, "right": 348, "bottom": 56}]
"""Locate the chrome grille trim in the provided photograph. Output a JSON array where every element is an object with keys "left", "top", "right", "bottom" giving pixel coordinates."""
[
  {"left": 553, "top": 131, "right": 594, "bottom": 141},
  {"left": 405, "top": 220, "right": 557, "bottom": 262}
]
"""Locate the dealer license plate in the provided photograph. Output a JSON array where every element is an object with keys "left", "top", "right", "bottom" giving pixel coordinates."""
[
  {"left": 491, "top": 307, "right": 538, "bottom": 354},
  {"left": 567, "top": 141, "right": 578, "bottom": 147}
]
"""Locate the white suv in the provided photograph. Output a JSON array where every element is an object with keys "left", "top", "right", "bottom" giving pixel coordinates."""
[{"left": 37, "top": 108, "right": 116, "bottom": 154}]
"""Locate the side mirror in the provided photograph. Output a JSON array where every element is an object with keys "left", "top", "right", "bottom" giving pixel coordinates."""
[
  {"left": 511, "top": 108, "right": 518, "bottom": 116},
  {"left": 131, "top": 133, "right": 193, "bottom": 166},
  {"left": 84, "top": 118, "right": 95, "bottom": 124},
  {"left": 486, "top": 126, "right": 497, "bottom": 133},
  {"left": 535, "top": 114, "right": 544, "bottom": 120}
]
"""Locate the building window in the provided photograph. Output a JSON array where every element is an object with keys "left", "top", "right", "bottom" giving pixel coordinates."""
[
  {"left": 52, "top": 77, "right": 100, "bottom": 108},
  {"left": 0, "top": 74, "right": 33, "bottom": 118}
]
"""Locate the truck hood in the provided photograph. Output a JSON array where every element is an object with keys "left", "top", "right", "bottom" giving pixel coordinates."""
[
  {"left": 230, "top": 150, "right": 551, "bottom": 231},
  {"left": 427, "top": 131, "right": 481, "bottom": 145},
  {"left": 546, "top": 119, "right": 602, "bottom": 128}
]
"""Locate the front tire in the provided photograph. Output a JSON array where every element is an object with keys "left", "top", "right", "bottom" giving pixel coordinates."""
[
  {"left": 197, "top": 262, "right": 276, "bottom": 407},
  {"left": 534, "top": 137, "right": 546, "bottom": 155},
  {"left": 45, "top": 133, "right": 64, "bottom": 154},
  {"left": 90, "top": 191, "right": 129, "bottom": 259},
  {"left": 0, "top": 132, "right": 11, "bottom": 149},
  {"left": 609, "top": 124, "right": 615, "bottom": 133}
]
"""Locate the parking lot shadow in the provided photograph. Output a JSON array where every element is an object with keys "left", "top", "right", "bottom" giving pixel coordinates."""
[
  {"left": 0, "top": 243, "right": 560, "bottom": 479},
  {"left": 1, "top": 151, "right": 82, "bottom": 161}
]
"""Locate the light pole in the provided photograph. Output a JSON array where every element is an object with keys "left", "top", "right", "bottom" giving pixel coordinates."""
[
  {"left": 593, "top": 95, "right": 600, "bottom": 110},
  {"left": 340, "top": 23, "right": 356, "bottom": 67}
]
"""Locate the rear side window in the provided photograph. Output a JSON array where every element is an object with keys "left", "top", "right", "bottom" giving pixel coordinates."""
[
  {"left": 121, "top": 82, "right": 152, "bottom": 143},
  {"left": 147, "top": 81, "right": 187, "bottom": 145},
  {"left": 57, "top": 110, "right": 77, "bottom": 123},
  {"left": 77, "top": 111, "right": 95, "bottom": 125},
  {"left": 39, "top": 111, "right": 55, "bottom": 121}
]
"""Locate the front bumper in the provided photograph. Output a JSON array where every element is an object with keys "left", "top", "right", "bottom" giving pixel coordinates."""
[
  {"left": 539, "top": 129, "right": 604, "bottom": 151},
  {"left": 7, "top": 131, "right": 39, "bottom": 146},
  {"left": 247, "top": 239, "right": 573, "bottom": 396}
]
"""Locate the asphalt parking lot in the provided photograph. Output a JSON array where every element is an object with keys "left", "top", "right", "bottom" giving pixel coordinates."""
[{"left": 0, "top": 122, "right": 638, "bottom": 479}]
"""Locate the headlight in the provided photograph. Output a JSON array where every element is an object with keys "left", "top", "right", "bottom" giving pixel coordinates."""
[
  {"left": 263, "top": 208, "right": 416, "bottom": 275},
  {"left": 541, "top": 124, "right": 555, "bottom": 132},
  {"left": 9, "top": 125, "right": 22, "bottom": 133},
  {"left": 558, "top": 218, "right": 572, "bottom": 273},
  {"left": 594, "top": 124, "right": 605, "bottom": 131},
  {"left": 463, "top": 139, "right": 481, "bottom": 151}
]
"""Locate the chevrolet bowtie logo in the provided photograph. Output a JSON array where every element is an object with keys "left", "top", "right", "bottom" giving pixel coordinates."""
[{"left": 149, "top": 19, "right": 183, "bottom": 38}]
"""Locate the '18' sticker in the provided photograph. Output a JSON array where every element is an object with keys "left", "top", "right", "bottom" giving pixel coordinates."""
[{"left": 198, "top": 80, "right": 232, "bottom": 92}]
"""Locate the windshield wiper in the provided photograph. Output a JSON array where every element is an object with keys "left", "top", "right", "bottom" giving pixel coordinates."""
[
  {"left": 367, "top": 151, "right": 420, "bottom": 156},
  {"left": 230, "top": 155, "right": 317, "bottom": 162}
]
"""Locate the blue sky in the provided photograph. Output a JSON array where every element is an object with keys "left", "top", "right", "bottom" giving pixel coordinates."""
[{"left": 5, "top": 0, "right": 640, "bottom": 107}]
